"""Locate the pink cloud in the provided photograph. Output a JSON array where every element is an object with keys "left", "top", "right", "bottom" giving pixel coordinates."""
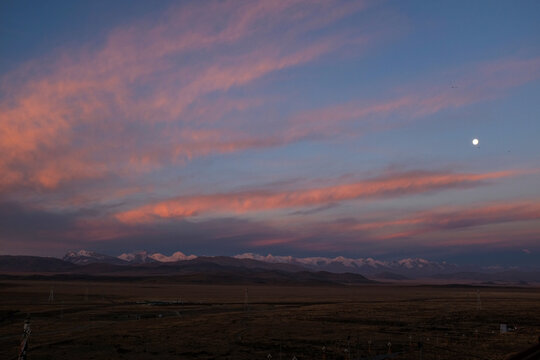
[
  {"left": 346, "top": 200, "right": 540, "bottom": 241},
  {"left": 0, "top": 0, "right": 369, "bottom": 195},
  {"left": 244, "top": 199, "right": 540, "bottom": 252},
  {"left": 249, "top": 237, "right": 301, "bottom": 247},
  {"left": 2, "top": 0, "right": 538, "bottom": 221},
  {"left": 115, "top": 169, "right": 520, "bottom": 224}
]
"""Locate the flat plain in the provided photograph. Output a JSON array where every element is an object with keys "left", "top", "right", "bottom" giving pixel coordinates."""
[{"left": 1, "top": 280, "right": 539, "bottom": 359}]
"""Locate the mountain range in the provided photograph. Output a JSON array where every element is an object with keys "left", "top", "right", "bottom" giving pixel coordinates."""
[
  {"left": 234, "top": 253, "right": 459, "bottom": 277},
  {"left": 63, "top": 250, "right": 461, "bottom": 277},
  {"left": 0, "top": 254, "right": 371, "bottom": 286},
  {"left": 0, "top": 250, "right": 537, "bottom": 284}
]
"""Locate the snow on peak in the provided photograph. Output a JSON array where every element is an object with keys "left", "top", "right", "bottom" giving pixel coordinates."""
[
  {"left": 235, "top": 253, "right": 389, "bottom": 268},
  {"left": 362, "top": 257, "right": 387, "bottom": 267},
  {"left": 395, "top": 258, "right": 442, "bottom": 269},
  {"left": 63, "top": 249, "right": 126, "bottom": 265},
  {"left": 65, "top": 249, "right": 100, "bottom": 258},
  {"left": 118, "top": 250, "right": 196, "bottom": 263},
  {"left": 234, "top": 253, "right": 453, "bottom": 275},
  {"left": 234, "top": 253, "right": 295, "bottom": 263},
  {"left": 118, "top": 250, "right": 152, "bottom": 262},
  {"left": 149, "top": 251, "right": 197, "bottom": 262},
  {"left": 64, "top": 249, "right": 453, "bottom": 275}
]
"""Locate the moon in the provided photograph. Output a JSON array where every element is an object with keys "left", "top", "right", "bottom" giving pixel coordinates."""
[{"left": 472, "top": 138, "right": 479, "bottom": 146}]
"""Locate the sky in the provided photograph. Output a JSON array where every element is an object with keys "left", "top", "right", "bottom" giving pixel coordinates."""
[{"left": 1, "top": 0, "right": 539, "bottom": 266}]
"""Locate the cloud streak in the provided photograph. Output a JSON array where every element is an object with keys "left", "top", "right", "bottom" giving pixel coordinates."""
[
  {"left": 115, "top": 169, "right": 520, "bottom": 223},
  {"left": 0, "top": 0, "right": 369, "bottom": 193},
  {"left": 235, "top": 200, "right": 540, "bottom": 253},
  {"left": 341, "top": 200, "right": 540, "bottom": 243},
  {"left": 285, "top": 56, "right": 540, "bottom": 141},
  {"left": 3, "top": 0, "right": 537, "bottom": 199}
]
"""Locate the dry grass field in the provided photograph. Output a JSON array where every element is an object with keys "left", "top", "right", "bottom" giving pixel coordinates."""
[{"left": 1, "top": 280, "right": 539, "bottom": 359}]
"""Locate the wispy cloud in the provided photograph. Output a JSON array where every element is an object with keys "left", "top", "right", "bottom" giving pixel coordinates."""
[
  {"left": 1, "top": 0, "right": 537, "bottom": 202},
  {"left": 115, "top": 169, "right": 519, "bottom": 223},
  {"left": 0, "top": 0, "right": 369, "bottom": 193},
  {"left": 345, "top": 200, "right": 540, "bottom": 241},
  {"left": 284, "top": 56, "right": 540, "bottom": 141},
  {"left": 237, "top": 200, "right": 540, "bottom": 252}
]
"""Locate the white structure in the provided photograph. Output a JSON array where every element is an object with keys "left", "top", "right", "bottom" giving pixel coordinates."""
[{"left": 18, "top": 317, "right": 31, "bottom": 360}]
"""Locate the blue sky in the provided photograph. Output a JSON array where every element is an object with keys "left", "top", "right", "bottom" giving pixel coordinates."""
[{"left": 0, "top": 0, "right": 539, "bottom": 266}]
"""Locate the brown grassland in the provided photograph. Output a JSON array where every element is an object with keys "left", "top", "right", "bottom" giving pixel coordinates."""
[{"left": 1, "top": 280, "right": 539, "bottom": 359}]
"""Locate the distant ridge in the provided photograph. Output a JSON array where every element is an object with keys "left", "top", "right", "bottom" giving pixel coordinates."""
[
  {"left": 0, "top": 255, "right": 77, "bottom": 273},
  {"left": 116, "top": 250, "right": 197, "bottom": 264},
  {"left": 60, "top": 250, "right": 540, "bottom": 281},
  {"left": 233, "top": 253, "right": 459, "bottom": 277},
  {"left": 372, "top": 271, "right": 409, "bottom": 280},
  {"left": 0, "top": 254, "right": 372, "bottom": 285},
  {"left": 432, "top": 270, "right": 540, "bottom": 283},
  {"left": 63, "top": 249, "right": 459, "bottom": 277},
  {"left": 117, "top": 250, "right": 159, "bottom": 264},
  {"left": 2, "top": 250, "right": 538, "bottom": 284},
  {"left": 64, "top": 250, "right": 127, "bottom": 265}
]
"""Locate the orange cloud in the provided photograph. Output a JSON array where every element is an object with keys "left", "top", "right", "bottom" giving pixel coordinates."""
[
  {"left": 347, "top": 200, "right": 540, "bottom": 240},
  {"left": 239, "top": 199, "right": 540, "bottom": 252},
  {"left": 115, "top": 169, "right": 519, "bottom": 223},
  {"left": 2, "top": 0, "right": 538, "bottom": 217},
  {"left": 249, "top": 237, "right": 301, "bottom": 247}
]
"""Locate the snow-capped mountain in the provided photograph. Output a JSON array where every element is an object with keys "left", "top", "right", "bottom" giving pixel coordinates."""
[
  {"left": 148, "top": 251, "right": 197, "bottom": 262},
  {"left": 117, "top": 250, "right": 197, "bottom": 263},
  {"left": 64, "top": 249, "right": 457, "bottom": 277},
  {"left": 234, "top": 253, "right": 457, "bottom": 277},
  {"left": 392, "top": 257, "right": 454, "bottom": 273},
  {"left": 63, "top": 250, "right": 127, "bottom": 265},
  {"left": 117, "top": 250, "right": 159, "bottom": 264}
]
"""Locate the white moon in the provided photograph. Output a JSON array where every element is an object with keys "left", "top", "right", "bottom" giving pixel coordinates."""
[{"left": 472, "top": 138, "right": 479, "bottom": 146}]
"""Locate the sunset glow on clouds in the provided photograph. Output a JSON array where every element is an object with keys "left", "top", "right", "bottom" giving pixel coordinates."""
[
  {"left": 1, "top": 0, "right": 539, "bottom": 266},
  {"left": 114, "top": 170, "right": 522, "bottom": 223}
]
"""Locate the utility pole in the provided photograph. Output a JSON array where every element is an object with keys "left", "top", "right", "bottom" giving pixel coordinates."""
[
  {"left": 18, "top": 316, "right": 31, "bottom": 360},
  {"left": 244, "top": 288, "right": 249, "bottom": 313},
  {"left": 476, "top": 290, "right": 482, "bottom": 311}
]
